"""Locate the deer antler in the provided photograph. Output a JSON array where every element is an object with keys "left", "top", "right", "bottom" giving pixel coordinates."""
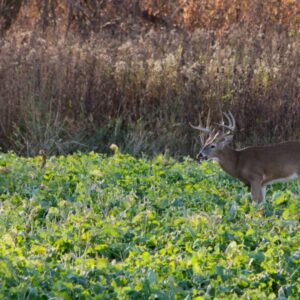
[
  {"left": 189, "top": 109, "right": 212, "bottom": 134},
  {"left": 217, "top": 111, "right": 236, "bottom": 133},
  {"left": 189, "top": 110, "right": 213, "bottom": 145},
  {"left": 191, "top": 110, "right": 236, "bottom": 146}
]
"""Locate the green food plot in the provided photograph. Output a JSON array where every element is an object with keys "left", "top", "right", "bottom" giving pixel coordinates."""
[{"left": 0, "top": 152, "right": 299, "bottom": 299}]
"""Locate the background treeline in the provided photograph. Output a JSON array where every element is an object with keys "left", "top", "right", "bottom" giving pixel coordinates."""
[{"left": 0, "top": 0, "right": 299, "bottom": 156}]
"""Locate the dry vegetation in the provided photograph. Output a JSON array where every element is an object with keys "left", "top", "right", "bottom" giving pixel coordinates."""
[{"left": 0, "top": 0, "right": 299, "bottom": 156}]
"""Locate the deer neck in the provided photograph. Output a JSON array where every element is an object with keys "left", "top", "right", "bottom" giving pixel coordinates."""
[{"left": 217, "top": 147, "right": 239, "bottom": 178}]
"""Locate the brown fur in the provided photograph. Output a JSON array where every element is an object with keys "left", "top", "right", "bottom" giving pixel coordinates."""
[{"left": 202, "top": 141, "right": 300, "bottom": 202}]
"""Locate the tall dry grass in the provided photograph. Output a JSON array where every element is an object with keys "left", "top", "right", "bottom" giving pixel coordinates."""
[{"left": 0, "top": 8, "right": 299, "bottom": 156}]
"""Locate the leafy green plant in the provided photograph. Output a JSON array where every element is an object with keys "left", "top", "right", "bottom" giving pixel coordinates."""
[{"left": 0, "top": 151, "right": 299, "bottom": 299}]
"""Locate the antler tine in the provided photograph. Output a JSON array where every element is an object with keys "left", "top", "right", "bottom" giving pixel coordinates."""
[
  {"left": 189, "top": 110, "right": 212, "bottom": 134},
  {"left": 206, "top": 129, "right": 221, "bottom": 144},
  {"left": 224, "top": 112, "right": 232, "bottom": 127},
  {"left": 217, "top": 111, "right": 236, "bottom": 132},
  {"left": 189, "top": 122, "right": 211, "bottom": 133},
  {"left": 228, "top": 111, "right": 236, "bottom": 131},
  {"left": 224, "top": 111, "right": 236, "bottom": 131}
]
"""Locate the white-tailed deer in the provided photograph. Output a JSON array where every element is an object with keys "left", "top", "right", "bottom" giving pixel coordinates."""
[{"left": 191, "top": 111, "right": 300, "bottom": 203}]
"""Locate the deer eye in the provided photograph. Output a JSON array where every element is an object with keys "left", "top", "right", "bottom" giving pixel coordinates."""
[{"left": 210, "top": 144, "right": 216, "bottom": 149}]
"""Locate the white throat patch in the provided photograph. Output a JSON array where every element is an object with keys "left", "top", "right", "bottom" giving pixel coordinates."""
[{"left": 212, "top": 157, "right": 220, "bottom": 163}]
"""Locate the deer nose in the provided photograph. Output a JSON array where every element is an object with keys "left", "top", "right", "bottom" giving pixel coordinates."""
[{"left": 197, "top": 152, "right": 207, "bottom": 160}]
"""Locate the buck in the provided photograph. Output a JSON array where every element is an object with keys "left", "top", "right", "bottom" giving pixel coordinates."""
[{"left": 191, "top": 111, "right": 300, "bottom": 203}]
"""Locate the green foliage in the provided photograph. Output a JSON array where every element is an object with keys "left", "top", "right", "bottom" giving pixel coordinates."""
[{"left": 0, "top": 151, "right": 299, "bottom": 299}]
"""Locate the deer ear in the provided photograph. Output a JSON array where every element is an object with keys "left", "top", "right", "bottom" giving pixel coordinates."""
[{"left": 219, "top": 135, "right": 233, "bottom": 148}]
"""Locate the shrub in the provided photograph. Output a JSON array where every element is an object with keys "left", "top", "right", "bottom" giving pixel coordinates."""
[{"left": 0, "top": 1, "right": 299, "bottom": 156}]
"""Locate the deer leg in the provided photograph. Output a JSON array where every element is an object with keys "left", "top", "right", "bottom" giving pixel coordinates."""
[
  {"left": 250, "top": 181, "right": 265, "bottom": 203},
  {"left": 262, "top": 186, "right": 266, "bottom": 201}
]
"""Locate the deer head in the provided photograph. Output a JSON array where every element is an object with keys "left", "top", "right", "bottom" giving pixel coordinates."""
[{"left": 190, "top": 111, "right": 236, "bottom": 160}]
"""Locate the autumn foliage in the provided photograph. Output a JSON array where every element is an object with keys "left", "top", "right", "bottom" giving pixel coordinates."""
[
  {"left": 1, "top": 0, "right": 299, "bottom": 35},
  {"left": 0, "top": 1, "right": 299, "bottom": 155}
]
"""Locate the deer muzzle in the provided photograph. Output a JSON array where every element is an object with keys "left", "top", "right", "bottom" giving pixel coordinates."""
[{"left": 197, "top": 152, "right": 208, "bottom": 161}]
